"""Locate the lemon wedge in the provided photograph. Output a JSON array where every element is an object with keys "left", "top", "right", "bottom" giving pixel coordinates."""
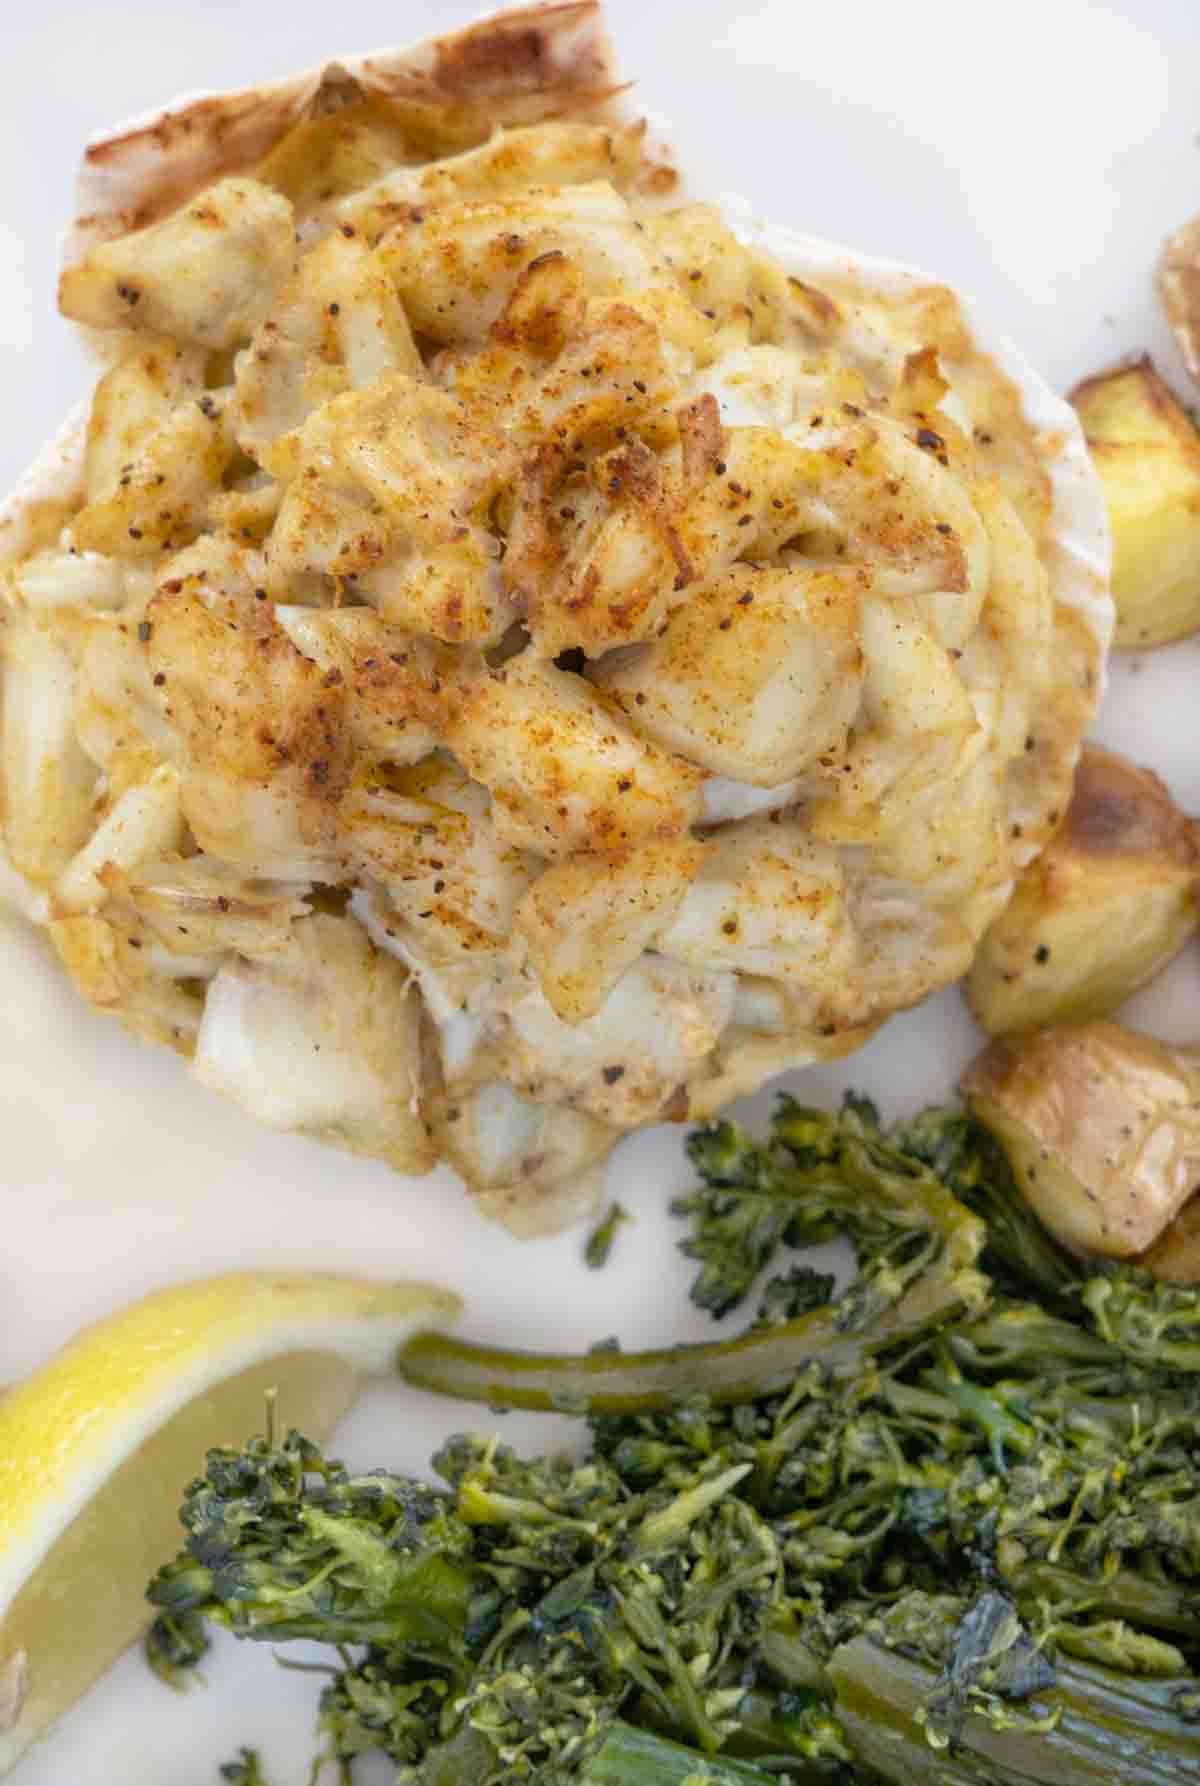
[{"left": 0, "top": 1270, "right": 460, "bottom": 1773}]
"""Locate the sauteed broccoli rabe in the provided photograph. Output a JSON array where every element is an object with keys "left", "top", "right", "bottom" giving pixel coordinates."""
[{"left": 148, "top": 1097, "right": 1200, "bottom": 1783}]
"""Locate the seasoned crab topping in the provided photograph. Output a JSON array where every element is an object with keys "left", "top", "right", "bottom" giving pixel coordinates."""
[{"left": 1, "top": 37, "right": 1103, "bottom": 1227}]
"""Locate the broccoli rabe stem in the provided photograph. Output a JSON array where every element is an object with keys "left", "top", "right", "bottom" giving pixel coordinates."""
[
  {"left": 1083, "top": 1271, "right": 1200, "bottom": 1373},
  {"left": 921, "top": 1349, "right": 1039, "bottom": 1462},
  {"left": 398, "top": 1250, "right": 986, "bottom": 1412},
  {"left": 828, "top": 1636, "right": 1200, "bottom": 1786},
  {"left": 1008, "top": 1559, "right": 1200, "bottom": 1638},
  {"left": 399, "top": 1165, "right": 987, "bottom": 1413},
  {"left": 576, "top": 1719, "right": 807, "bottom": 1784},
  {"left": 416, "top": 1718, "right": 819, "bottom": 1786},
  {"left": 727, "top": 1685, "right": 855, "bottom": 1770}
]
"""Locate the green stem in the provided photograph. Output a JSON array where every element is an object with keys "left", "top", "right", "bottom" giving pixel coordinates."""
[
  {"left": 630, "top": 1463, "right": 753, "bottom": 1557},
  {"left": 401, "top": 1121, "right": 987, "bottom": 1413},
  {"left": 922, "top": 1369, "right": 1039, "bottom": 1462},
  {"left": 398, "top": 1263, "right": 988, "bottom": 1414},
  {"left": 949, "top": 1305, "right": 1117, "bottom": 1376},
  {"left": 212, "top": 1605, "right": 465, "bottom": 1648},
  {"left": 612, "top": 1587, "right": 725, "bottom": 1753},
  {"left": 1083, "top": 1274, "right": 1200, "bottom": 1374},
  {"left": 757, "top": 1621, "right": 831, "bottom": 1691},
  {"left": 828, "top": 1634, "right": 1200, "bottom": 1785},
  {"left": 577, "top": 1720, "right": 795, "bottom": 1784},
  {"left": 729, "top": 1686, "right": 855, "bottom": 1770},
  {"left": 1010, "top": 1559, "right": 1200, "bottom": 1640}
]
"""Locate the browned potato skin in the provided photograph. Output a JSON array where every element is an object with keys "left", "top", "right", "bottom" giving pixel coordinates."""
[
  {"left": 963, "top": 1020, "right": 1200, "bottom": 1259},
  {"left": 1160, "top": 215, "right": 1200, "bottom": 385},
  {"left": 1139, "top": 1196, "right": 1200, "bottom": 1283},
  {"left": 965, "top": 744, "right": 1199, "bottom": 1037},
  {"left": 1070, "top": 356, "right": 1200, "bottom": 647}
]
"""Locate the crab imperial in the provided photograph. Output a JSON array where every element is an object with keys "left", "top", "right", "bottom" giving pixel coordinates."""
[{"left": 0, "top": 3, "right": 1110, "bottom": 1230}]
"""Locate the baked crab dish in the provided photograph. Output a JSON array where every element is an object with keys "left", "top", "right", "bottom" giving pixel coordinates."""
[{"left": 0, "top": 1, "right": 1110, "bottom": 1231}]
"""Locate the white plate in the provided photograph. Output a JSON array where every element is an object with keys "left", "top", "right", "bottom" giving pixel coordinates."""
[{"left": 3, "top": 1, "right": 1200, "bottom": 1779}]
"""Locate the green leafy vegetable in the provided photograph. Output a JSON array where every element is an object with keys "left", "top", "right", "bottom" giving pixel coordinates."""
[
  {"left": 915, "top": 1590, "right": 1056, "bottom": 1748},
  {"left": 753, "top": 1265, "right": 836, "bottom": 1329},
  {"left": 148, "top": 1096, "right": 1200, "bottom": 1785},
  {"left": 145, "top": 1606, "right": 209, "bottom": 1686},
  {"left": 398, "top": 1097, "right": 987, "bottom": 1414},
  {"left": 218, "top": 1751, "right": 271, "bottom": 1786},
  {"left": 585, "top": 1203, "right": 630, "bottom": 1270}
]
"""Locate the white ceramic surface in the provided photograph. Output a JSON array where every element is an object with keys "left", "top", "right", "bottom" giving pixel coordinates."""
[{"left": 2, "top": 2, "right": 1199, "bottom": 1780}]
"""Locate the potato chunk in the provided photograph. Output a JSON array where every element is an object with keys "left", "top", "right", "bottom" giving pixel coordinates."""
[
  {"left": 60, "top": 177, "right": 295, "bottom": 351},
  {"left": 964, "top": 1021, "right": 1200, "bottom": 1259},
  {"left": 1159, "top": 214, "right": 1200, "bottom": 383},
  {"left": 1138, "top": 1196, "right": 1200, "bottom": 1284},
  {"left": 966, "top": 744, "right": 1199, "bottom": 1036},
  {"left": 1070, "top": 357, "right": 1200, "bottom": 647}
]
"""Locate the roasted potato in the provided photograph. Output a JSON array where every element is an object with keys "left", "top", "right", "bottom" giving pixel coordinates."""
[
  {"left": 1138, "top": 1195, "right": 1200, "bottom": 1283},
  {"left": 1070, "top": 356, "right": 1200, "bottom": 647},
  {"left": 963, "top": 1019, "right": 1200, "bottom": 1259},
  {"left": 1159, "top": 214, "right": 1200, "bottom": 384},
  {"left": 965, "top": 743, "right": 1199, "bottom": 1036}
]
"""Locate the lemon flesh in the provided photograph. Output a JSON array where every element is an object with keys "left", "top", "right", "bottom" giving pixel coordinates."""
[{"left": 0, "top": 1272, "right": 459, "bottom": 1773}]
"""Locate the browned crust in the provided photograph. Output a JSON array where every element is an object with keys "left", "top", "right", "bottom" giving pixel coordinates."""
[
  {"left": 1059, "top": 743, "right": 1200, "bottom": 866},
  {"left": 1140, "top": 1194, "right": 1200, "bottom": 1282},
  {"left": 1069, "top": 351, "right": 1146, "bottom": 408},
  {"left": 66, "top": 2, "right": 620, "bottom": 259},
  {"left": 1070, "top": 351, "right": 1161, "bottom": 415},
  {"left": 1070, "top": 352, "right": 1199, "bottom": 443},
  {"left": 885, "top": 281, "right": 1054, "bottom": 546}
]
